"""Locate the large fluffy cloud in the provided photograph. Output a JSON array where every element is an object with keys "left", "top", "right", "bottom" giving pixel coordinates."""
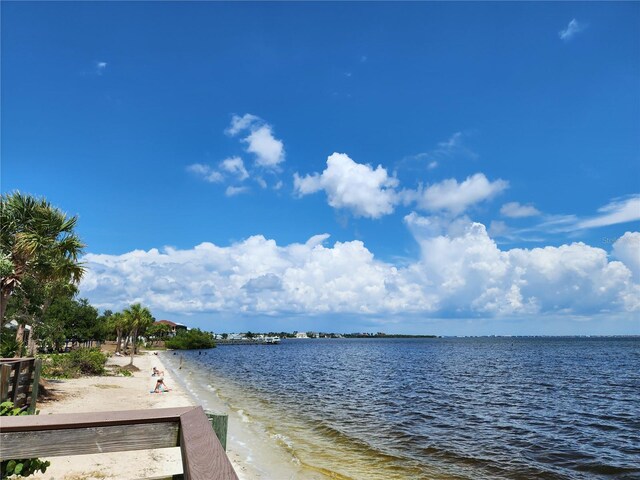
[
  {"left": 612, "top": 232, "right": 640, "bottom": 282},
  {"left": 81, "top": 225, "right": 639, "bottom": 319},
  {"left": 294, "top": 153, "right": 400, "bottom": 218}
]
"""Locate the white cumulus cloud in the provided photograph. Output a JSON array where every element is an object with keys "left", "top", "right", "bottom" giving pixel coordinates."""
[
  {"left": 612, "top": 232, "right": 640, "bottom": 282},
  {"left": 416, "top": 173, "right": 508, "bottom": 215},
  {"left": 226, "top": 114, "right": 285, "bottom": 169},
  {"left": 405, "top": 213, "right": 639, "bottom": 315},
  {"left": 80, "top": 228, "right": 639, "bottom": 320},
  {"left": 220, "top": 156, "right": 249, "bottom": 181},
  {"left": 294, "top": 153, "right": 400, "bottom": 219}
]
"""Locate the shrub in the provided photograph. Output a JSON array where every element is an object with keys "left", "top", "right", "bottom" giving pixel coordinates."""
[
  {"left": 42, "top": 348, "right": 107, "bottom": 378},
  {"left": 0, "top": 325, "right": 26, "bottom": 358},
  {"left": 0, "top": 401, "right": 50, "bottom": 479},
  {"left": 67, "top": 348, "right": 107, "bottom": 375},
  {"left": 165, "top": 329, "right": 216, "bottom": 350}
]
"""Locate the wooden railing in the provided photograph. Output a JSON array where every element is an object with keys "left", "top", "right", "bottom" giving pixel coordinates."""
[
  {"left": 0, "top": 358, "right": 42, "bottom": 413},
  {"left": 0, "top": 406, "right": 238, "bottom": 480}
]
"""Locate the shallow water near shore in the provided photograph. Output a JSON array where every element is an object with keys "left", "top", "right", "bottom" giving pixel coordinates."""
[{"left": 163, "top": 337, "right": 640, "bottom": 479}]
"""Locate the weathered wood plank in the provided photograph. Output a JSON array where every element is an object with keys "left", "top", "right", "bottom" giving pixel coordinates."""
[
  {"left": 0, "top": 406, "right": 193, "bottom": 432},
  {"left": 0, "top": 422, "right": 180, "bottom": 459},
  {"left": 10, "top": 361, "right": 23, "bottom": 402},
  {"left": 179, "top": 407, "right": 238, "bottom": 480},
  {"left": 0, "top": 406, "right": 238, "bottom": 478},
  {"left": 0, "top": 364, "right": 11, "bottom": 402},
  {"left": 29, "top": 358, "right": 42, "bottom": 414},
  {"left": 205, "top": 411, "right": 228, "bottom": 451}
]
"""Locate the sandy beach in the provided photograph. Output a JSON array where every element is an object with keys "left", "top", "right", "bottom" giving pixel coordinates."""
[{"left": 29, "top": 351, "right": 256, "bottom": 480}]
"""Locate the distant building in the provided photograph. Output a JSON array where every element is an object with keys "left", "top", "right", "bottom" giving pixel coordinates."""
[
  {"left": 295, "top": 332, "right": 308, "bottom": 339},
  {"left": 154, "top": 320, "right": 188, "bottom": 336}
]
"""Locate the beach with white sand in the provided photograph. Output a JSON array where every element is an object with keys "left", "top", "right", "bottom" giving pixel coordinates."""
[{"left": 29, "top": 351, "right": 315, "bottom": 480}]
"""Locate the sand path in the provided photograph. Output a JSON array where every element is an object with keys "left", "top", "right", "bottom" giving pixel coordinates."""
[{"left": 29, "top": 351, "right": 253, "bottom": 480}]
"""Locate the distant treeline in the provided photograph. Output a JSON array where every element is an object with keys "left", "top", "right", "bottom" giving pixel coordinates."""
[{"left": 343, "top": 334, "right": 438, "bottom": 339}]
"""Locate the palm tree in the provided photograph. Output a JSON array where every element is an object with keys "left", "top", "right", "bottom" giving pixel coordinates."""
[
  {"left": 1, "top": 192, "right": 84, "bottom": 327},
  {"left": 123, "top": 303, "right": 154, "bottom": 366},
  {"left": 108, "top": 312, "right": 127, "bottom": 355}
]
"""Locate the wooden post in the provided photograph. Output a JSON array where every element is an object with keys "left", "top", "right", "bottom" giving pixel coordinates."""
[
  {"left": 0, "top": 364, "right": 11, "bottom": 402},
  {"left": 28, "top": 358, "right": 42, "bottom": 414},
  {"left": 205, "top": 411, "right": 228, "bottom": 451},
  {"left": 10, "top": 361, "right": 23, "bottom": 403}
]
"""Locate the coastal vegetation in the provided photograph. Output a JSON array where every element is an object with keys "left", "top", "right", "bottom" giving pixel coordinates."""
[
  {"left": 41, "top": 348, "right": 108, "bottom": 379},
  {"left": 1, "top": 192, "right": 85, "bottom": 356},
  {"left": 165, "top": 328, "right": 216, "bottom": 350},
  {"left": 145, "top": 321, "right": 173, "bottom": 347},
  {"left": 0, "top": 192, "right": 161, "bottom": 369}
]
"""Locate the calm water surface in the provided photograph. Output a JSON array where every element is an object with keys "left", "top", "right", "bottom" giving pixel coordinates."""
[{"left": 165, "top": 338, "right": 640, "bottom": 479}]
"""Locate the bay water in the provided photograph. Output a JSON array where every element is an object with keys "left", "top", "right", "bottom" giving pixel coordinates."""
[{"left": 163, "top": 337, "right": 639, "bottom": 479}]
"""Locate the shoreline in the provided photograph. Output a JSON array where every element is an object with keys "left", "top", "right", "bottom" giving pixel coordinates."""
[
  {"left": 160, "top": 351, "right": 330, "bottom": 480},
  {"left": 29, "top": 351, "right": 260, "bottom": 480}
]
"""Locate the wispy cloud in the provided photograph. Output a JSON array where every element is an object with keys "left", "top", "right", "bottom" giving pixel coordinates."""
[
  {"left": 500, "top": 202, "right": 541, "bottom": 218},
  {"left": 575, "top": 195, "right": 640, "bottom": 229},
  {"left": 559, "top": 19, "right": 587, "bottom": 41},
  {"left": 96, "top": 61, "right": 108, "bottom": 75},
  {"left": 225, "top": 185, "right": 250, "bottom": 197},
  {"left": 403, "top": 132, "right": 478, "bottom": 171},
  {"left": 186, "top": 163, "right": 223, "bottom": 183},
  {"left": 220, "top": 156, "right": 249, "bottom": 181},
  {"left": 496, "top": 195, "right": 640, "bottom": 242}
]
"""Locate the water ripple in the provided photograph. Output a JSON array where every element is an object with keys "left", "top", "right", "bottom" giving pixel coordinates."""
[{"left": 175, "top": 337, "right": 640, "bottom": 479}]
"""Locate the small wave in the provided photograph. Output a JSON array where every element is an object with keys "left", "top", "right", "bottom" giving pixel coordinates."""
[
  {"left": 271, "top": 432, "right": 294, "bottom": 450},
  {"left": 236, "top": 408, "right": 251, "bottom": 423}
]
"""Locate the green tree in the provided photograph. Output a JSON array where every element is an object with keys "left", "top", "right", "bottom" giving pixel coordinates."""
[
  {"left": 146, "top": 322, "right": 172, "bottom": 347},
  {"left": 37, "top": 296, "right": 99, "bottom": 351},
  {"left": 122, "top": 304, "right": 154, "bottom": 366},
  {"left": 0, "top": 192, "right": 84, "bottom": 347},
  {"left": 108, "top": 312, "right": 127, "bottom": 354},
  {"left": 165, "top": 329, "right": 216, "bottom": 350}
]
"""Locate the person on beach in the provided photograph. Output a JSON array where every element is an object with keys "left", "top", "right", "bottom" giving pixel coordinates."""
[
  {"left": 152, "top": 377, "right": 170, "bottom": 393},
  {"left": 152, "top": 366, "right": 164, "bottom": 376}
]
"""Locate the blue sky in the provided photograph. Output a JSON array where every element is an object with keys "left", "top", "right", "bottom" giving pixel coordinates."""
[{"left": 3, "top": 2, "right": 639, "bottom": 335}]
